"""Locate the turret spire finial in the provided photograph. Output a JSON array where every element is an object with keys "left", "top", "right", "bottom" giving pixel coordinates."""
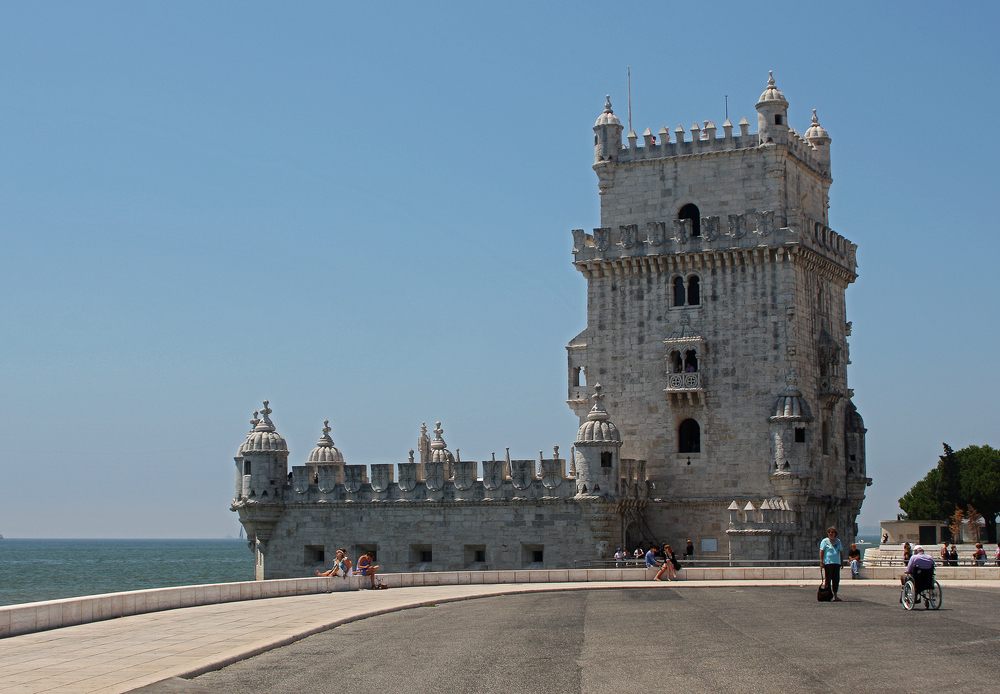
[
  {"left": 255, "top": 400, "right": 275, "bottom": 431},
  {"left": 250, "top": 411, "right": 260, "bottom": 431},
  {"left": 587, "top": 384, "right": 610, "bottom": 422},
  {"left": 812, "top": 108, "right": 819, "bottom": 125},
  {"left": 316, "top": 419, "right": 334, "bottom": 447},
  {"left": 604, "top": 95, "right": 613, "bottom": 113},
  {"left": 768, "top": 70, "right": 775, "bottom": 87}
]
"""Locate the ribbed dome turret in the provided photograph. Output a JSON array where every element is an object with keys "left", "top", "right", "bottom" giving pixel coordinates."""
[
  {"left": 768, "top": 387, "right": 814, "bottom": 422},
  {"left": 757, "top": 70, "right": 787, "bottom": 106},
  {"left": 307, "top": 419, "right": 344, "bottom": 463},
  {"left": 804, "top": 109, "right": 830, "bottom": 142},
  {"left": 429, "top": 421, "right": 454, "bottom": 463},
  {"left": 242, "top": 400, "right": 288, "bottom": 452},
  {"left": 576, "top": 384, "right": 621, "bottom": 443},
  {"left": 595, "top": 95, "right": 621, "bottom": 127}
]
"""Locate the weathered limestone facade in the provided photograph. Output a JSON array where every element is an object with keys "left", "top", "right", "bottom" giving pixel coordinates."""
[
  {"left": 567, "top": 72, "right": 870, "bottom": 559},
  {"left": 231, "top": 73, "right": 870, "bottom": 577}
]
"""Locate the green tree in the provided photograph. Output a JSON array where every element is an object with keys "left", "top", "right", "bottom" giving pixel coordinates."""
[
  {"left": 958, "top": 445, "right": 1000, "bottom": 544},
  {"left": 898, "top": 466, "right": 948, "bottom": 521},
  {"left": 898, "top": 444, "right": 1000, "bottom": 544}
]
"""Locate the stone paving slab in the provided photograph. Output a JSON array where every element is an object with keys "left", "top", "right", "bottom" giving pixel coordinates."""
[{"left": 0, "top": 579, "right": 996, "bottom": 694}]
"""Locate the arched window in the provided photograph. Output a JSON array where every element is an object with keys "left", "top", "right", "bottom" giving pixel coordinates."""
[
  {"left": 687, "top": 276, "right": 700, "bottom": 305},
  {"left": 673, "top": 277, "right": 686, "bottom": 307},
  {"left": 679, "top": 203, "right": 701, "bottom": 237},
  {"left": 679, "top": 419, "right": 701, "bottom": 453},
  {"left": 683, "top": 350, "right": 698, "bottom": 372}
]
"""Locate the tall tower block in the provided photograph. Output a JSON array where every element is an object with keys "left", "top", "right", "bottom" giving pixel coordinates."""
[{"left": 566, "top": 73, "right": 870, "bottom": 559}]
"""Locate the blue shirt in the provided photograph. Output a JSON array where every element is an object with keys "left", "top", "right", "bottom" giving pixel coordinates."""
[
  {"left": 645, "top": 549, "right": 659, "bottom": 568},
  {"left": 820, "top": 537, "right": 842, "bottom": 565}
]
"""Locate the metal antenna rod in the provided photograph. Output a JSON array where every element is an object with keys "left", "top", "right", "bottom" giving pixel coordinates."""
[{"left": 627, "top": 66, "right": 632, "bottom": 134}]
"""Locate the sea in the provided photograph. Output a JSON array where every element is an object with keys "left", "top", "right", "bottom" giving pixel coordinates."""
[{"left": 0, "top": 539, "right": 254, "bottom": 607}]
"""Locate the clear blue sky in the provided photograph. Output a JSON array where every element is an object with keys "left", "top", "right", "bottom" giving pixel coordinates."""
[{"left": 1, "top": 2, "right": 997, "bottom": 538}]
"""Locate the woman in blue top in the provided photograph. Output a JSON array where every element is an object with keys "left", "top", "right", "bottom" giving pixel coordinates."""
[{"left": 819, "top": 527, "right": 844, "bottom": 601}]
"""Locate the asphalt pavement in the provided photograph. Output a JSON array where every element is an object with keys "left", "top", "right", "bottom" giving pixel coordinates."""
[{"left": 191, "top": 584, "right": 1000, "bottom": 694}]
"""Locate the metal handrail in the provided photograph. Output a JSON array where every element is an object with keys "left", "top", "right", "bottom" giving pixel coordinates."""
[{"left": 577, "top": 558, "right": 830, "bottom": 569}]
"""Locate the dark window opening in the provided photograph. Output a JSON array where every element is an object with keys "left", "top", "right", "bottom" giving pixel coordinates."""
[
  {"left": 822, "top": 420, "right": 830, "bottom": 455},
  {"left": 679, "top": 203, "right": 701, "bottom": 237},
  {"left": 670, "top": 351, "right": 683, "bottom": 373},
  {"left": 243, "top": 461, "right": 251, "bottom": 476},
  {"left": 794, "top": 428, "right": 806, "bottom": 443},
  {"left": 572, "top": 366, "right": 582, "bottom": 387},
  {"left": 849, "top": 454, "right": 856, "bottom": 461},
  {"left": 775, "top": 114, "right": 784, "bottom": 126},
  {"left": 533, "top": 550, "right": 544, "bottom": 563},
  {"left": 600, "top": 451, "right": 613, "bottom": 468},
  {"left": 594, "top": 135, "right": 598, "bottom": 145},
  {"left": 683, "top": 350, "right": 698, "bottom": 372},
  {"left": 679, "top": 418, "right": 701, "bottom": 453},
  {"left": 305, "top": 545, "right": 325, "bottom": 564},
  {"left": 687, "top": 276, "right": 700, "bottom": 305},
  {"left": 673, "top": 277, "right": 686, "bottom": 306},
  {"left": 475, "top": 549, "right": 486, "bottom": 563},
  {"left": 410, "top": 544, "right": 432, "bottom": 565}
]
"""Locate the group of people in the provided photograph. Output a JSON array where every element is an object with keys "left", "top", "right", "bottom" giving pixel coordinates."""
[
  {"left": 900, "top": 540, "right": 1000, "bottom": 566},
  {"left": 316, "top": 549, "right": 381, "bottom": 589}
]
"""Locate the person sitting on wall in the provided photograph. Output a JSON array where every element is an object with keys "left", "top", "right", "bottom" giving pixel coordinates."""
[
  {"left": 645, "top": 545, "right": 662, "bottom": 576},
  {"left": 355, "top": 551, "right": 380, "bottom": 589},
  {"left": 654, "top": 544, "right": 680, "bottom": 581},
  {"left": 948, "top": 544, "right": 959, "bottom": 567},
  {"left": 994, "top": 543, "right": 1000, "bottom": 566},
  {"left": 684, "top": 539, "right": 695, "bottom": 561},
  {"left": 316, "top": 548, "right": 352, "bottom": 579},
  {"left": 848, "top": 542, "right": 862, "bottom": 579},
  {"left": 972, "top": 543, "right": 987, "bottom": 566},
  {"left": 939, "top": 544, "right": 949, "bottom": 564}
]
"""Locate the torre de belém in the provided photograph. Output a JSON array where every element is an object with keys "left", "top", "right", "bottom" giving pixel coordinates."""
[{"left": 231, "top": 73, "right": 871, "bottom": 578}]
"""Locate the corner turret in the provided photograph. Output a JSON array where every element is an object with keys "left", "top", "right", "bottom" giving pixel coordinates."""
[
  {"left": 804, "top": 108, "right": 832, "bottom": 172},
  {"left": 594, "top": 95, "right": 623, "bottom": 164},
  {"left": 573, "top": 384, "right": 622, "bottom": 498},
  {"left": 756, "top": 71, "right": 789, "bottom": 146},
  {"left": 237, "top": 400, "right": 289, "bottom": 502}
]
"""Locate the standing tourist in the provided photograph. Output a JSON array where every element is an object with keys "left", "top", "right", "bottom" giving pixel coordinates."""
[
  {"left": 614, "top": 547, "right": 626, "bottom": 567},
  {"left": 819, "top": 527, "right": 844, "bottom": 601},
  {"left": 902, "top": 542, "right": 912, "bottom": 566}
]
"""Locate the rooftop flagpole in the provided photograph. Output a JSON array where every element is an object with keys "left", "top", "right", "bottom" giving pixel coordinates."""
[{"left": 627, "top": 66, "right": 632, "bottom": 134}]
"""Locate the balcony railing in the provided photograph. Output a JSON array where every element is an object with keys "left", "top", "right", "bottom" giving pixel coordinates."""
[{"left": 666, "top": 372, "right": 702, "bottom": 390}]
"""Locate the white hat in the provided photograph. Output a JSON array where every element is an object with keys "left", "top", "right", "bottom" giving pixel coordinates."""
[{"left": 914, "top": 545, "right": 924, "bottom": 553}]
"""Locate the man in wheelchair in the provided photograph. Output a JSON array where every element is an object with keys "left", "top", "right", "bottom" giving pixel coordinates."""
[{"left": 901, "top": 545, "right": 935, "bottom": 602}]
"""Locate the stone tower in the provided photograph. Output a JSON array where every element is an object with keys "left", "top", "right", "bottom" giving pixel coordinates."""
[{"left": 566, "top": 73, "right": 870, "bottom": 559}]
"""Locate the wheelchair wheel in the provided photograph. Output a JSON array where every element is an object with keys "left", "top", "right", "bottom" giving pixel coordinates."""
[
  {"left": 925, "top": 581, "right": 942, "bottom": 610},
  {"left": 902, "top": 581, "right": 916, "bottom": 610}
]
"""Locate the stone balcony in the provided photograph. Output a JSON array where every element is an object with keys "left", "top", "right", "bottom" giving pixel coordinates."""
[{"left": 664, "top": 372, "right": 705, "bottom": 405}]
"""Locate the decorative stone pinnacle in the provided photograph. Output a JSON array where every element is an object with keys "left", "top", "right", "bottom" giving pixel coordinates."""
[
  {"left": 768, "top": 70, "right": 775, "bottom": 87},
  {"left": 316, "top": 419, "right": 334, "bottom": 447},
  {"left": 408, "top": 449, "right": 414, "bottom": 463},
  {"left": 250, "top": 411, "right": 260, "bottom": 430},
  {"left": 255, "top": 400, "right": 275, "bottom": 431},
  {"left": 604, "top": 95, "right": 613, "bottom": 113},
  {"left": 431, "top": 421, "right": 446, "bottom": 449},
  {"left": 587, "top": 384, "right": 610, "bottom": 421},
  {"left": 812, "top": 108, "right": 819, "bottom": 125}
]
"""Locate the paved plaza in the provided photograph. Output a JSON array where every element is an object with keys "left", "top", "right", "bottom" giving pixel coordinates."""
[
  {"left": 1, "top": 580, "right": 998, "bottom": 693},
  {"left": 194, "top": 583, "right": 1000, "bottom": 694}
]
